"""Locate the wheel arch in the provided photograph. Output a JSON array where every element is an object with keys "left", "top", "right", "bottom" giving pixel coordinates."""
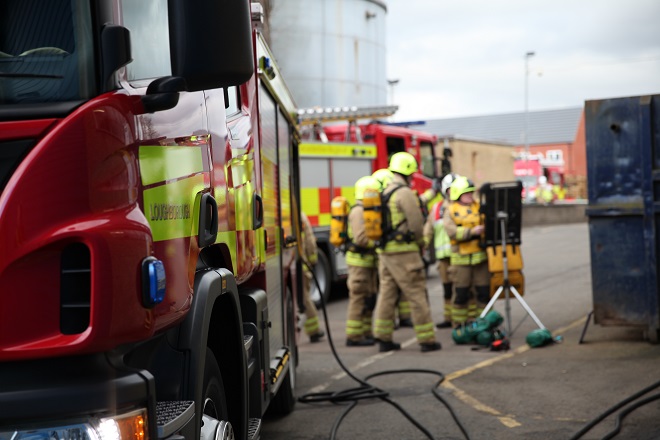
[{"left": 179, "top": 268, "right": 248, "bottom": 440}]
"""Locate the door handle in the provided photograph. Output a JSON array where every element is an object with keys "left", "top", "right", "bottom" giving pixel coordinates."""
[
  {"left": 198, "top": 193, "right": 218, "bottom": 248},
  {"left": 253, "top": 193, "right": 263, "bottom": 229}
]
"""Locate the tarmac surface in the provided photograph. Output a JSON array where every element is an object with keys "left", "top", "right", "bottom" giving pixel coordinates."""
[
  {"left": 262, "top": 223, "right": 660, "bottom": 439},
  {"left": 439, "top": 318, "right": 660, "bottom": 439}
]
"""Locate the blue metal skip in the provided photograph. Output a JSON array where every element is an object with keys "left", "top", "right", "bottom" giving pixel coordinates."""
[{"left": 585, "top": 94, "right": 660, "bottom": 342}]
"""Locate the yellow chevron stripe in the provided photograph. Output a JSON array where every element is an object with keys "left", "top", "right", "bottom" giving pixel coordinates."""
[{"left": 299, "top": 143, "right": 377, "bottom": 158}]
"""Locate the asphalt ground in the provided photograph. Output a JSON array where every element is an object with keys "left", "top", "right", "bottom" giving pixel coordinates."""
[{"left": 262, "top": 223, "right": 660, "bottom": 439}]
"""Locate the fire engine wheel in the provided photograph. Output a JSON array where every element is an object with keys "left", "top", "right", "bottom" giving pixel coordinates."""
[
  {"left": 200, "top": 348, "right": 234, "bottom": 440},
  {"left": 311, "top": 250, "right": 331, "bottom": 309}
]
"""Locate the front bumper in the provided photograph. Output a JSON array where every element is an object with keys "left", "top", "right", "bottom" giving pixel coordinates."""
[{"left": 0, "top": 353, "right": 156, "bottom": 440}]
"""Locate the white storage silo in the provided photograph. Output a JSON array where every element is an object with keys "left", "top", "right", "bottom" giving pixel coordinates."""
[{"left": 268, "top": 0, "right": 388, "bottom": 109}]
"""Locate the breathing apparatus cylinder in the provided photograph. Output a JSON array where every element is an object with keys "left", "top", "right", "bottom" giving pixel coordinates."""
[
  {"left": 330, "top": 196, "right": 349, "bottom": 247},
  {"left": 363, "top": 187, "right": 382, "bottom": 241}
]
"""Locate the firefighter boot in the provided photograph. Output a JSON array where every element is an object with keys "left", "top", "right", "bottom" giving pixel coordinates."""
[
  {"left": 310, "top": 331, "right": 325, "bottom": 343},
  {"left": 420, "top": 341, "right": 442, "bottom": 352},
  {"left": 346, "top": 338, "right": 375, "bottom": 347},
  {"left": 378, "top": 340, "right": 401, "bottom": 352}
]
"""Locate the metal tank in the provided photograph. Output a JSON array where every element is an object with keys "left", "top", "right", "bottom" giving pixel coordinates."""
[{"left": 268, "top": 0, "right": 388, "bottom": 109}]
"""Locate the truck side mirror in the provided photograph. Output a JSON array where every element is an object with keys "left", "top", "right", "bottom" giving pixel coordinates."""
[
  {"left": 100, "top": 25, "right": 131, "bottom": 91},
  {"left": 168, "top": 0, "right": 254, "bottom": 91}
]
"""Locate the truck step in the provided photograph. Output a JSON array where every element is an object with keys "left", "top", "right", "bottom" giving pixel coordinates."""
[
  {"left": 244, "top": 334, "right": 253, "bottom": 354},
  {"left": 156, "top": 400, "right": 195, "bottom": 439},
  {"left": 244, "top": 334, "right": 256, "bottom": 379},
  {"left": 247, "top": 418, "right": 261, "bottom": 440}
]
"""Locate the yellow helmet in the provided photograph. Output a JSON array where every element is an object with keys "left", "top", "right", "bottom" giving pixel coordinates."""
[
  {"left": 388, "top": 152, "right": 418, "bottom": 176},
  {"left": 372, "top": 168, "right": 394, "bottom": 192},
  {"left": 354, "top": 176, "right": 379, "bottom": 200},
  {"left": 441, "top": 173, "right": 459, "bottom": 197},
  {"left": 449, "top": 176, "right": 476, "bottom": 201}
]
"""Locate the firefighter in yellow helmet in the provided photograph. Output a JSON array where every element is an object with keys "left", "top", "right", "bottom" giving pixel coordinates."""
[
  {"left": 373, "top": 152, "right": 441, "bottom": 352},
  {"left": 373, "top": 168, "right": 412, "bottom": 328},
  {"left": 423, "top": 173, "right": 458, "bottom": 328},
  {"left": 301, "top": 212, "right": 325, "bottom": 343},
  {"left": 344, "top": 176, "right": 379, "bottom": 346},
  {"left": 372, "top": 168, "right": 394, "bottom": 192},
  {"left": 443, "top": 176, "right": 490, "bottom": 328}
]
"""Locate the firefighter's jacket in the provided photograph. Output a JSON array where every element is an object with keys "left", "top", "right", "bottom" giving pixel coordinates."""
[
  {"left": 423, "top": 200, "right": 452, "bottom": 260},
  {"left": 301, "top": 212, "right": 318, "bottom": 268},
  {"left": 381, "top": 173, "right": 425, "bottom": 253},
  {"left": 443, "top": 200, "right": 487, "bottom": 266},
  {"left": 346, "top": 202, "right": 377, "bottom": 268}
]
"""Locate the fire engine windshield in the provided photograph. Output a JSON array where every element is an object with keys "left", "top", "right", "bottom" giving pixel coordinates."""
[
  {"left": 419, "top": 141, "right": 437, "bottom": 178},
  {"left": 0, "top": 0, "right": 95, "bottom": 105}
]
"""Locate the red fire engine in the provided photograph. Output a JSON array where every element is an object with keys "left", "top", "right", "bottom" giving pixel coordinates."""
[
  {"left": 296, "top": 106, "right": 442, "bottom": 304},
  {"left": 0, "top": 2, "right": 300, "bottom": 440},
  {"left": 514, "top": 155, "right": 565, "bottom": 203}
]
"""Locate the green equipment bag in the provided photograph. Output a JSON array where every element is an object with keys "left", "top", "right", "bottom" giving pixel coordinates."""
[
  {"left": 452, "top": 319, "right": 491, "bottom": 345},
  {"left": 526, "top": 328, "right": 554, "bottom": 348},
  {"left": 471, "top": 318, "right": 491, "bottom": 335},
  {"left": 483, "top": 310, "right": 504, "bottom": 329},
  {"left": 452, "top": 324, "right": 474, "bottom": 344},
  {"left": 476, "top": 329, "right": 495, "bottom": 347}
]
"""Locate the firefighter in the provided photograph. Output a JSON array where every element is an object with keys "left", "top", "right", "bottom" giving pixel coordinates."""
[
  {"left": 443, "top": 176, "right": 490, "bottom": 327},
  {"left": 373, "top": 168, "right": 412, "bottom": 328},
  {"left": 301, "top": 212, "right": 325, "bottom": 343},
  {"left": 537, "top": 175, "right": 554, "bottom": 204},
  {"left": 372, "top": 168, "right": 394, "bottom": 191},
  {"left": 423, "top": 173, "right": 457, "bottom": 328},
  {"left": 344, "top": 176, "right": 380, "bottom": 346},
  {"left": 373, "top": 152, "right": 441, "bottom": 352}
]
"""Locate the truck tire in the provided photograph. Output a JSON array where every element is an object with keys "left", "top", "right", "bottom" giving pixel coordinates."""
[
  {"left": 268, "top": 288, "right": 297, "bottom": 415},
  {"left": 311, "top": 250, "right": 332, "bottom": 309},
  {"left": 201, "top": 348, "right": 234, "bottom": 440}
]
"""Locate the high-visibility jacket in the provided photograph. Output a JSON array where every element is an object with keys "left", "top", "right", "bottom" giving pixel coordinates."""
[
  {"left": 443, "top": 201, "right": 487, "bottom": 266},
  {"left": 381, "top": 174, "right": 424, "bottom": 254},
  {"left": 538, "top": 184, "right": 553, "bottom": 204},
  {"left": 552, "top": 184, "right": 565, "bottom": 201},
  {"left": 345, "top": 203, "right": 377, "bottom": 267},
  {"left": 430, "top": 201, "right": 452, "bottom": 260}
]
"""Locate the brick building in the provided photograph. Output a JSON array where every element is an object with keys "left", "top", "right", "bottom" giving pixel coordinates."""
[{"left": 418, "top": 107, "right": 587, "bottom": 198}]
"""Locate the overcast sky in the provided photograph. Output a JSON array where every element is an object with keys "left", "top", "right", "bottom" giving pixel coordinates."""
[{"left": 385, "top": 0, "right": 660, "bottom": 121}]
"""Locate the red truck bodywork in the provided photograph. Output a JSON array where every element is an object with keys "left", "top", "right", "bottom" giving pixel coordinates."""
[
  {"left": 324, "top": 122, "right": 439, "bottom": 196},
  {"left": 0, "top": 2, "right": 299, "bottom": 440}
]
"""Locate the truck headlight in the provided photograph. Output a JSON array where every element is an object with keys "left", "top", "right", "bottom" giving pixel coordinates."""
[{"left": 0, "top": 408, "right": 148, "bottom": 440}]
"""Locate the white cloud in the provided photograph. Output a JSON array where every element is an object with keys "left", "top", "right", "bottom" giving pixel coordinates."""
[{"left": 386, "top": 0, "right": 660, "bottom": 120}]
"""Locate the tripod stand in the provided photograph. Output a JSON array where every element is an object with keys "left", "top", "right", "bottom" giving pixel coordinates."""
[{"left": 479, "top": 211, "right": 546, "bottom": 336}]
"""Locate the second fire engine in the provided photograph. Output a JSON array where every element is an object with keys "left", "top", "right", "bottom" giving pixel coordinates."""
[{"left": 296, "top": 106, "right": 442, "bottom": 304}]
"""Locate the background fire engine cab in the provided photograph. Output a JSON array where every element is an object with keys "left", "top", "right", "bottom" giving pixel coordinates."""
[
  {"left": 0, "top": 2, "right": 301, "bottom": 440},
  {"left": 514, "top": 154, "right": 566, "bottom": 203},
  {"left": 296, "top": 105, "right": 442, "bottom": 305}
]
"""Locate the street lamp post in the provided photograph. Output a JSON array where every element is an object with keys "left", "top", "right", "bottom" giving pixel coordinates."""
[
  {"left": 387, "top": 79, "right": 399, "bottom": 106},
  {"left": 524, "top": 51, "right": 535, "bottom": 161}
]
